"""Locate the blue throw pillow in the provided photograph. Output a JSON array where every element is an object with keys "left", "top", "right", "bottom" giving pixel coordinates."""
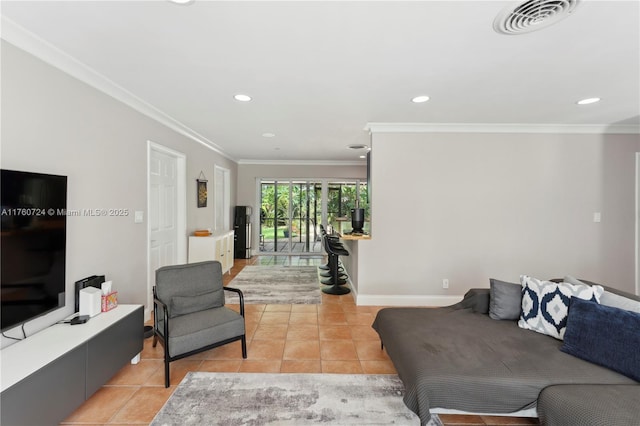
[{"left": 561, "top": 297, "right": 640, "bottom": 382}]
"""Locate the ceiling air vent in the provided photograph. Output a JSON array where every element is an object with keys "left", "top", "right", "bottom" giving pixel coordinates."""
[{"left": 494, "top": 0, "right": 581, "bottom": 35}]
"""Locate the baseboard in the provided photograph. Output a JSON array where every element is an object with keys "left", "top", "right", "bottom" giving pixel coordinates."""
[
  {"left": 347, "top": 280, "right": 358, "bottom": 303},
  {"left": 355, "top": 294, "right": 463, "bottom": 307},
  {"left": 327, "top": 278, "right": 463, "bottom": 307}
]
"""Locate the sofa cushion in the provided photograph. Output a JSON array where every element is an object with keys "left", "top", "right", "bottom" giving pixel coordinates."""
[
  {"left": 563, "top": 275, "right": 640, "bottom": 313},
  {"left": 562, "top": 275, "right": 589, "bottom": 287},
  {"left": 538, "top": 384, "right": 640, "bottom": 426},
  {"left": 518, "top": 275, "right": 603, "bottom": 340},
  {"left": 600, "top": 291, "right": 640, "bottom": 314},
  {"left": 472, "top": 291, "right": 490, "bottom": 314},
  {"left": 449, "top": 288, "right": 490, "bottom": 313},
  {"left": 170, "top": 288, "right": 224, "bottom": 318},
  {"left": 561, "top": 297, "right": 640, "bottom": 382},
  {"left": 489, "top": 278, "right": 521, "bottom": 320}
]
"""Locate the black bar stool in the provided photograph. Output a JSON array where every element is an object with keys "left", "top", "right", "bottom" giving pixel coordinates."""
[
  {"left": 318, "top": 224, "right": 333, "bottom": 270},
  {"left": 318, "top": 225, "right": 342, "bottom": 271},
  {"left": 319, "top": 228, "right": 347, "bottom": 283},
  {"left": 321, "top": 235, "right": 350, "bottom": 295}
]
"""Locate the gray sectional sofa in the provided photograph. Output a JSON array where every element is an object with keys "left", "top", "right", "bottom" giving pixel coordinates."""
[{"left": 372, "top": 279, "right": 640, "bottom": 426}]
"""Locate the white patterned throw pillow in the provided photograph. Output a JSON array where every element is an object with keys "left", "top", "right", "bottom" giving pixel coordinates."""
[{"left": 518, "top": 275, "right": 604, "bottom": 340}]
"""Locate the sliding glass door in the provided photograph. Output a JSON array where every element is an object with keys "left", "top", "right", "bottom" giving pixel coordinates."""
[
  {"left": 260, "top": 180, "right": 323, "bottom": 254},
  {"left": 259, "top": 179, "right": 367, "bottom": 255}
]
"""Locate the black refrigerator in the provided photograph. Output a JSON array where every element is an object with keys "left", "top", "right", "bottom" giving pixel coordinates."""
[{"left": 234, "top": 206, "right": 252, "bottom": 259}]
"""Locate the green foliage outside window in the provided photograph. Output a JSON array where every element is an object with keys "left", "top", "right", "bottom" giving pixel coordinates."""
[{"left": 260, "top": 181, "right": 368, "bottom": 240}]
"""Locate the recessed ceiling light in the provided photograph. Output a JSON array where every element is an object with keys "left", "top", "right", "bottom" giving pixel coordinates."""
[
  {"left": 348, "top": 144, "right": 368, "bottom": 150},
  {"left": 411, "top": 95, "right": 430, "bottom": 103},
  {"left": 168, "top": 0, "right": 194, "bottom": 5},
  {"left": 359, "top": 155, "right": 366, "bottom": 159},
  {"left": 576, "top": 97, "right": 601, "bottom": 105},
  {"left": 262, "top": 133, "right": 276, "bottom": 138},
  {"left": 234, "top": 94, "right": 252, "bottom": 102}
]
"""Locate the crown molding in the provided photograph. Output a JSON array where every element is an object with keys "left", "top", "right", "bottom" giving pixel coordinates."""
[
  {"left": 237, "top": 159, "right": 366, "bottom": 166},
  {"left": 1, "top": 16, "right": 235, "bottom": 161},
  {"left": 365, "top": 122, "right": 640, "bottom": 135}
]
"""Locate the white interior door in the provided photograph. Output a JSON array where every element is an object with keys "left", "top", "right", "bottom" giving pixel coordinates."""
[
  {"left": 147, "top": 142, "right": 187, "bottom": 316},
  {"left": 150, "top": 149, "right": 177, "bottom": 266}
]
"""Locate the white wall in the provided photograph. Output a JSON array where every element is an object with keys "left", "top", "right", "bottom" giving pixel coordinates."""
[
  {"left": 357, "top": 131, "right": 640, "bottom": 305},
  {"left": 1, "top": 41, "right": 237, "bottom": 345}
]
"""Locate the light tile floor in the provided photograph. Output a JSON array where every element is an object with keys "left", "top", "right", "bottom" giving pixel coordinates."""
[{"left": 60, "top": 256, "right": 538, "bottom": 426}]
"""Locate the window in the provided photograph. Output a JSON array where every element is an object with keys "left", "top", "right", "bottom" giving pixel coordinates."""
[{"left": 258, "top": 178, "right": 367, "bottom": 253}]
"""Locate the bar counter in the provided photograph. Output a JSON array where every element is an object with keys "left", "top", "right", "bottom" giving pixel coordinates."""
[{"left": 339, "top": 233, "right": 371, "bottom": 241}]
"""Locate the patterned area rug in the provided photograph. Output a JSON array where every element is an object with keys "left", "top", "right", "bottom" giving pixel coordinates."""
[
  {"left": 225, "top": 265, "right": 321, "bottom": 304},
  {"left": 151, "top": 372, "right": 440, "bottom": 425}
]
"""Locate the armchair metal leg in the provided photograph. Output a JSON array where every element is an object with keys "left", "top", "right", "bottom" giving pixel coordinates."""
[
  {"left": 164, "top": 359, "right": 170, "bottom": 388},
  {"left": 163, "top": 340, "right": 171, "bottom": 388},
  {"left": 241, "top": 335, "right": 247, "bottom": 358}
]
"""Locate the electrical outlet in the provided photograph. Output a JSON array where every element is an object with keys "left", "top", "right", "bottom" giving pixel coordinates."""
[{"left": 442, "top": 279, "right": 449, "bottom": 289}]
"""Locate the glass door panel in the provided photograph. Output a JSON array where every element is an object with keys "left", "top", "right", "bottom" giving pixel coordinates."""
[
  {"left": 259, "top": 179, "right": 323, "bottom": 254},
  {"left": 260, "top": 182, "right": 276, "bottom": 253},
  {"left": 327, "top": 181, "right": 358, "bottom": 234},
  {"left": 275, "top": 183, "right": 290, "bottom": 252},
  {"left": 291, "top": 181, "right": 322, "bottom": 253},
  {"left": 358, "top": 181, "right": 370, "bottom": 233}
]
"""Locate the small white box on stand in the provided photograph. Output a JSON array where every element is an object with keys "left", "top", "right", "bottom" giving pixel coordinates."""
[{"left": 79, "top": 286, "right": 102, "bottom": 317}]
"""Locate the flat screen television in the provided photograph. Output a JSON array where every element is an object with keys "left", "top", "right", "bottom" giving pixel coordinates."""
[{"left": 1, "top": 169, "right": 67, "bottom": 332}]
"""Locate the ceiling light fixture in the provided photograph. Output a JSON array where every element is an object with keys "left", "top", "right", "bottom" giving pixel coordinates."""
[
  {"left": 411, "top": 95, "right": 430, "bottom": 103},
  {"left": 262, "top": 133, "right": 276, "bottom": 138},
  {"left": 576, "top": 97, "right": 601, "bottom": 105},
  {"left": 168, "top": 0, "right": 195, "bottom": 5},
  {"left": 359, "top": 155, "right": 366, "bottom": 159},
  {"left": 234, "top": 94, "right": 252, "bottom": 102}
]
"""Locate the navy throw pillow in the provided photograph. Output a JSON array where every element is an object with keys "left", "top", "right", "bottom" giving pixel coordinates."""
[{"left": 561, "top": 297, "right": 640, "bottom": 382}]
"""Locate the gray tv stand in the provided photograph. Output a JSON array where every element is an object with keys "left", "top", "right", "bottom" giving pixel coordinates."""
[{"left": 0, "top": 305, "right": 144, "bottom": 425}]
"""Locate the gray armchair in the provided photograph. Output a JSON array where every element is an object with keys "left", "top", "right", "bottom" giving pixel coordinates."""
[{"left": 152, "top": 261, "right": 247, "bottom": 387}]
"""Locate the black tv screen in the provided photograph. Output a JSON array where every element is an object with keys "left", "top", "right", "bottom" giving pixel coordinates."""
[{"left": 1, "top": 169, "right": 67, "bottom": 332}]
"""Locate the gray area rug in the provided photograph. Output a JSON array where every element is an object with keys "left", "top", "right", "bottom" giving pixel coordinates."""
[
  {"left": 225, "top": 265, "right": 321, "bottom": 304},
  {"left": 151, "top": 372, "right": 440, "bottom": 425}
]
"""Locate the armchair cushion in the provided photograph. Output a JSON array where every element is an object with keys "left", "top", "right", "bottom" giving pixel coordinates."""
[
  {"left": 156, "top": 261, "right": 226, "bottom": 319},
  {"left": 158, "top": 306, "right": 245, "bottom": 358},
  {"left": 170, "top": 289, "right": 224, "bottom": 318}
]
